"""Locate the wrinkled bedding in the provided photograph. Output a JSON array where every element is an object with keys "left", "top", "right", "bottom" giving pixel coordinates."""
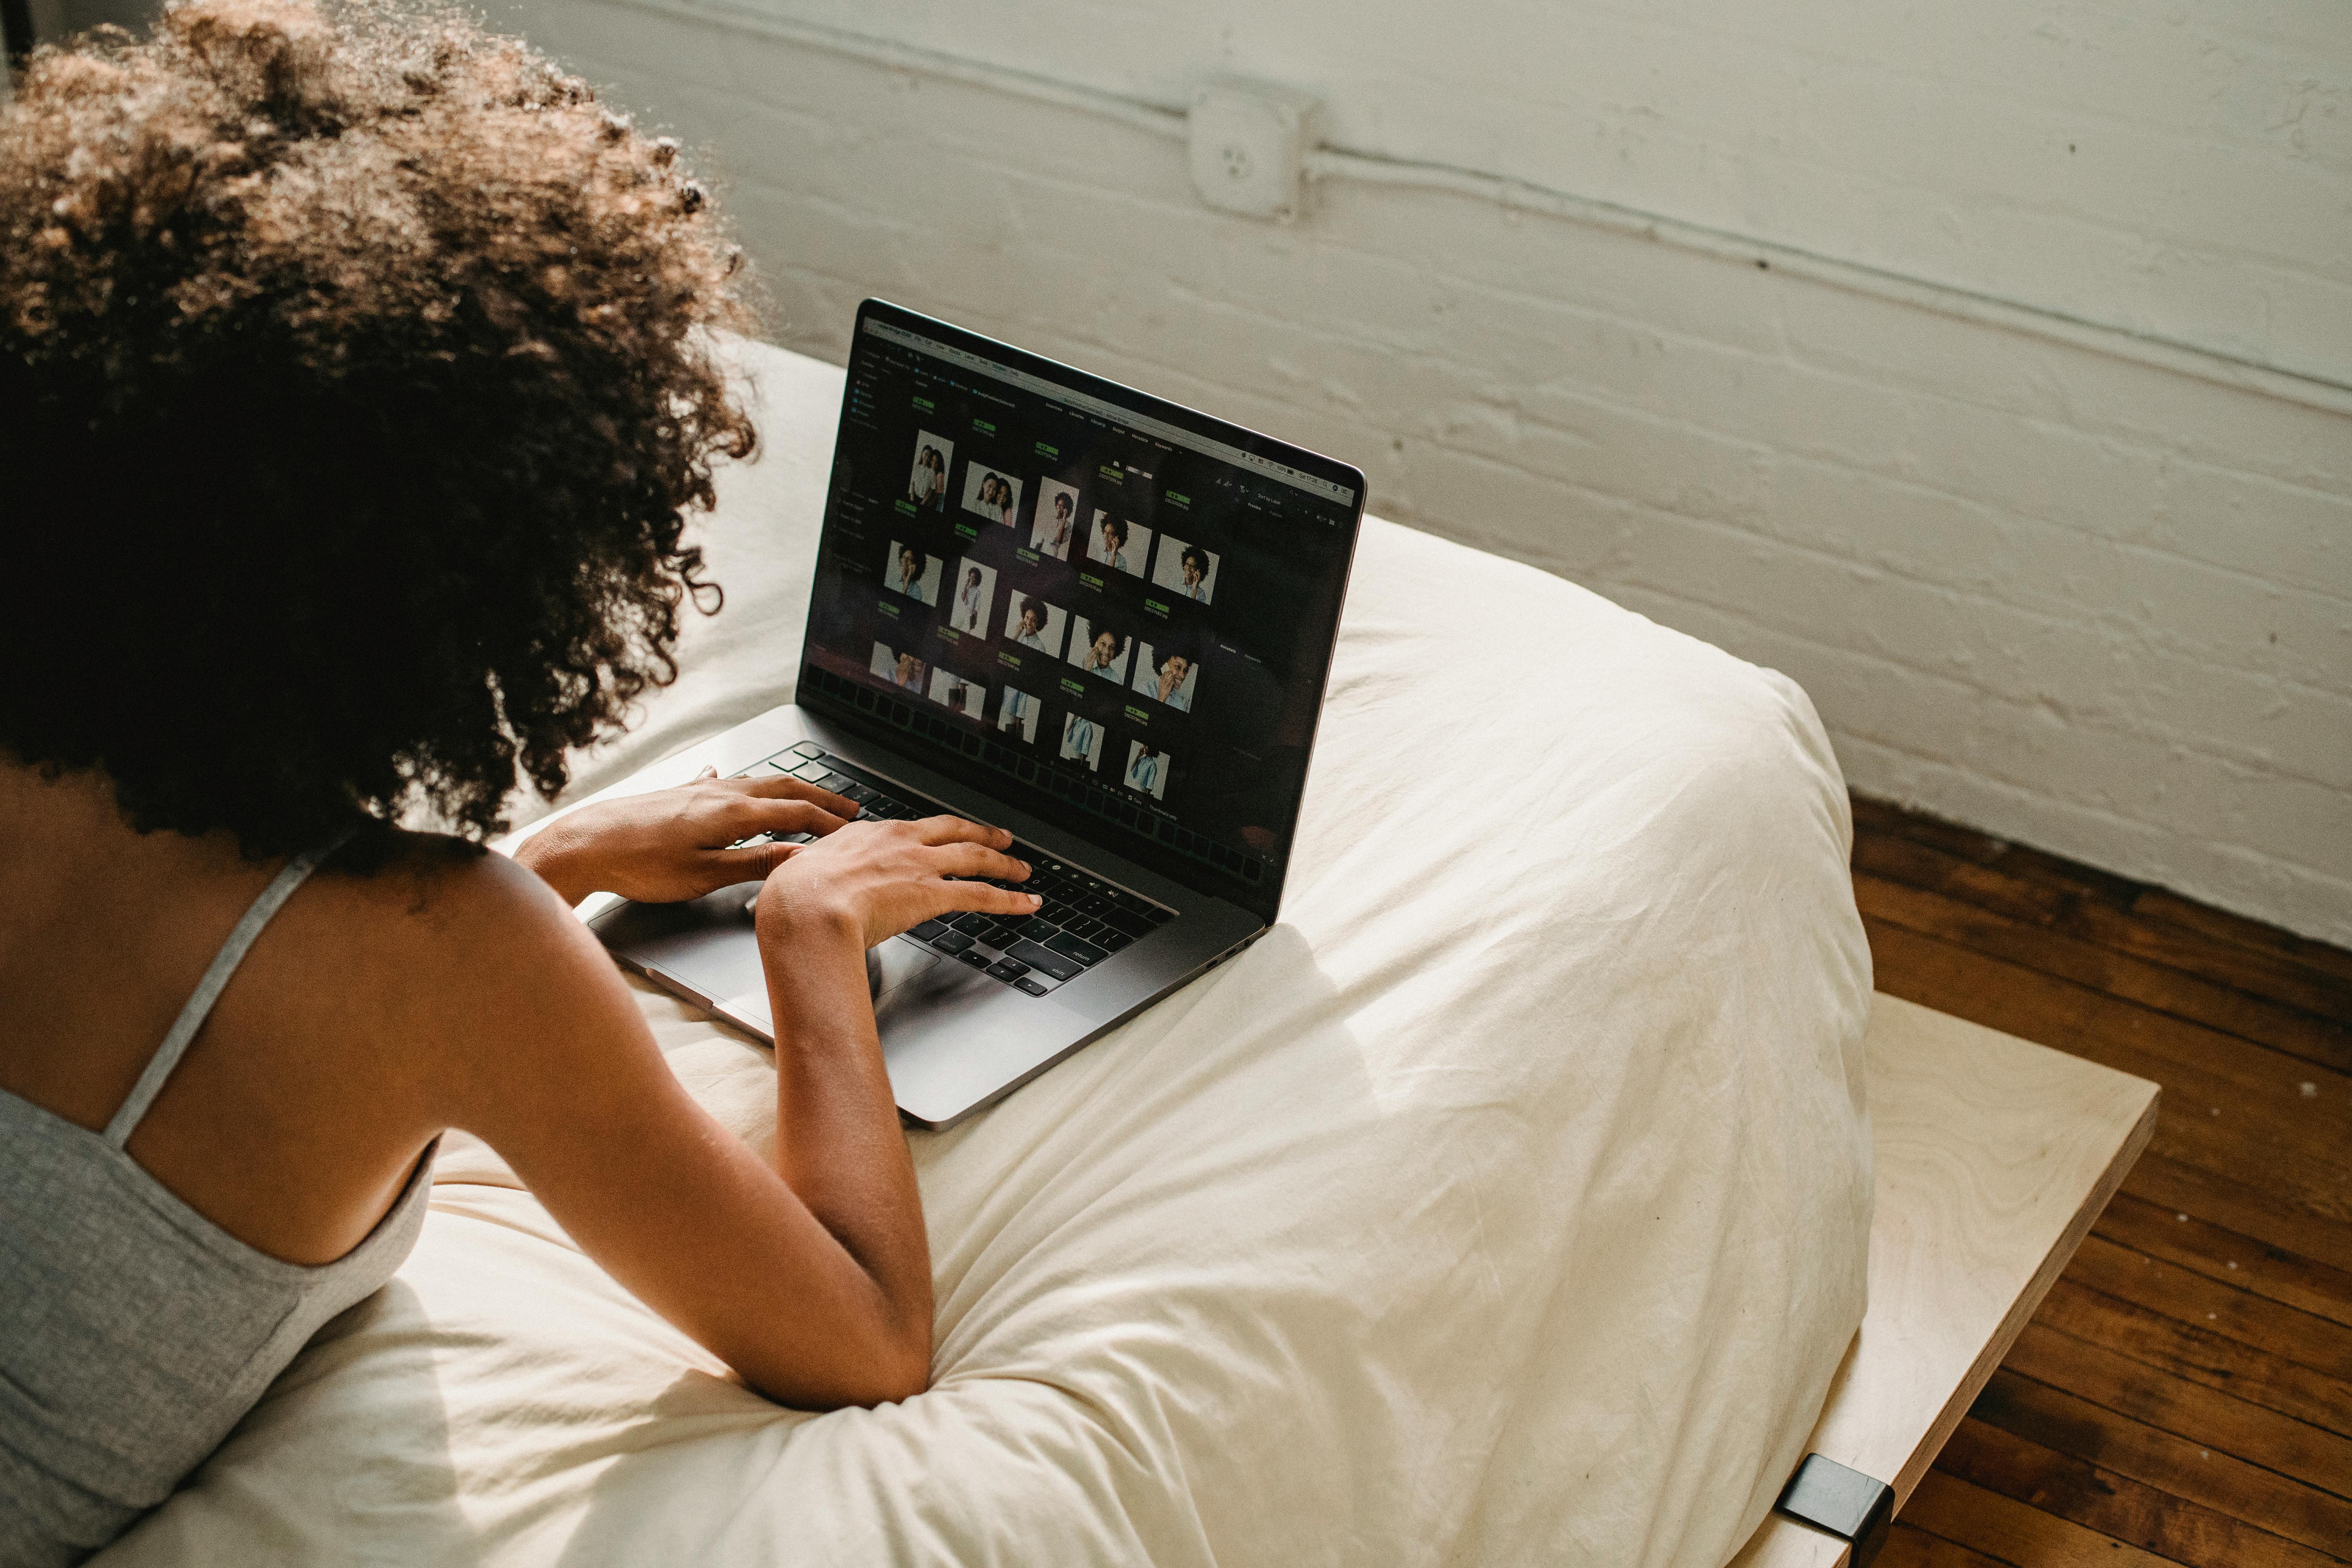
[{"left": 99, "top": 341, "right": 1872, "bottom": 1568}]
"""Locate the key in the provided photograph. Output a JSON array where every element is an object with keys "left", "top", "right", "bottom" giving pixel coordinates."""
[
  {"left": 1005, "top": 940, "right": 1083, "bottom": 982},
  {"left": 1042, "top": 931, "right": 1108, "bottom": 968}
]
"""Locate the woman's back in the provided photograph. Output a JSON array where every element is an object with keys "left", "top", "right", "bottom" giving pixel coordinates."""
[
  {"left": 0, "top": 784, "right": 461, "bottom": 1563},
  {"left": 0, "top": 828, "right": 433, "bottom": 1562}
]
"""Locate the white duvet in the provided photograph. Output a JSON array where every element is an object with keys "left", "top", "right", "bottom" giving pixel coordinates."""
[{"left": 100, "top": 343, "right": 1873, "bottom": 1568}]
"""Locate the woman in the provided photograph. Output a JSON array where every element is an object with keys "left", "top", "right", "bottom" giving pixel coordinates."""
[
  {"left": 954, "top": 564, "right": 987, "bottom": 634},
  {"left": 1010, "top": 599, "right": 1053, "bottom": 652},
  {"left": 893, "top": 544, "right": 932, "bottom": 603},
  {"left": 1000, "top": 686, "right": 1036, "bottom": 734},
  {"left": 1061, "top": 713, "right": 1100, "bottom": 769},
  {"left": 907, "top": 446, "right": 938, "bottom": 508},
  {"left": 1092, "top": 514, "right": 1132, "bottom": 574},
  {"left": 1033, "top": 490, "right": 1076, "bottom": 557},
  {"left": 1179, "top": 545, "right": 1213, "bottom": 602},
  {"left": 1082, "top": 626, "right": 1127, "bottom": 681},
  {"left": 1151, "top": 650, "right": 1195, "bottom": 712},
  {"left": 1125, "top": 745, "right": 1161, "bottom": 796},
  {"left": 0, "top": 7, "right": 1038, "bottom": 1562}
]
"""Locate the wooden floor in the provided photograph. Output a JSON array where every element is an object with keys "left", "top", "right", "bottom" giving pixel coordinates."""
[{"left": 1851, "top": 798, "right": 2352, "bottom": 1568}]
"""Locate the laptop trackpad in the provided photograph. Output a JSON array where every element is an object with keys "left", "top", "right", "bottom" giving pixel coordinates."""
[
  {"left": 871, "top": 940, "right": 1092, "bottom": 1128},
  {"left": 872, "top": 935, "right": 944, "bottom": 1002},
  {"left": 711, "top": 936, "right": 1080, "bottom": 1125}
]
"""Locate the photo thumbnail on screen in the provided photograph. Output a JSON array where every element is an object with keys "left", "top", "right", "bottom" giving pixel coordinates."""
[
  {"left": 1058, "top": 711, "right": 1105, "bottom": 771},
  {"left": 871, "top": 641, "right": 927, "bottom": 693},
  {"left": 962, "top": 466, "right": 1023, "bottom": 528},
  {"left": 1131, "top": 640, "right": 1198, "bottom": 713},
  {"left": 886, "top": 541, "right": 941, "bottom": 606},
  {"left": 907, "top": 431, "right": 953, "bottom": 513},
  {"left": 1123, "top": 741, "right": 1170, "bottom": 800},
  {"left": 928, "top": 670, "right": 987, "bottom": 719},
  {"left": 998, "top": 686, "right": 1042, "bottom": 743},
  {"left": 1069, "top": 616, "right": 1131, "bottom": 684},
  {"left": 1087, "top": 511, "right": 1150, "bottom": 578},
  {"left": 1003, "top": 592, "right": 1067, "bottom": 659},
  {"left": 1151, "top": 537, "right": 1219, "bottom": 605},
  {"left": 1030, "top": 479, "right": 1081, "bottom": 558},
  {"left": 949, "top": 557, "right": 997, "bottom": 636}
]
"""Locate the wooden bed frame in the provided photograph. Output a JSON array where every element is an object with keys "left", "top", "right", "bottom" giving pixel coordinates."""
[{"left": 1730, "top": 993, "right": 2159, "bottom": 1567}]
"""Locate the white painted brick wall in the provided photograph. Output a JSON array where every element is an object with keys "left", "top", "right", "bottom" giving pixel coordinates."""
[
  {"left": 688, "top": 0, "right": 2352, "bottom": 390},
  {"left": 490, "top": 0, "right": 2352, "bottom": 945}
]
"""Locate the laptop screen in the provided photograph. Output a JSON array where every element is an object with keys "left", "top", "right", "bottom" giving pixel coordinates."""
[{"left": 795, "top": 301, "right": 1364, "bottom": 920}]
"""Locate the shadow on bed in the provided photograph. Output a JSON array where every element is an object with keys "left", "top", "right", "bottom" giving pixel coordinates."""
[{"left": 119, "top": 1282, "right": 473, "bottom": 1560}]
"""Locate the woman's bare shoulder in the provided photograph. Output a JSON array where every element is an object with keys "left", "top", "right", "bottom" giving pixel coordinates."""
[
  {"left": 295, "top": 832, "right": 641, "bottom": 1083},
  {"left": 324, "top": 831, "right": 578, "bottom": 943}
]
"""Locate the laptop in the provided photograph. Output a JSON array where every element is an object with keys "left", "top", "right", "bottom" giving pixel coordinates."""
[{"left": 593, "top": 300, "right": 1365, "bottom": 1129}]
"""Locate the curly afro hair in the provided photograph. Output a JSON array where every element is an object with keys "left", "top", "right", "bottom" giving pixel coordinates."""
[{"left": 0, "top": 0, "right": 758, "bottom": 859}]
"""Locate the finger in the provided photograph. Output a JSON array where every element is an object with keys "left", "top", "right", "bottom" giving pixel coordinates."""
[
  {"left": 734, "top": 798, "right": 853, "bottom": 838},
  {"left": 931, "top": 880, "right": 1044, "bottom": 920},
  {"left": 930, "top": 842, "right": 1031, "bottom": 882},
  {"left": 734, "top": 774, "right": 860, "bottom": 819},
  {"left": 698, "top": 766, "right": 719, "bottom": 780},
  {"left": 910, "top": 813, "right": 1014, "bottom": 849},
  {"left": 710, "top": 841, "right": 802, "bottom": 885}
]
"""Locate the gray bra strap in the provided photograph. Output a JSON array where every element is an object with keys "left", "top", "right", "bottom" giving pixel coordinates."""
[{"left": 104, "top": 829, "right": 356, "bottom": 1148}]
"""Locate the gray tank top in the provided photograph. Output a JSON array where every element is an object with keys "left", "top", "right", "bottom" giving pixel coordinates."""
[{"left": 0, "top": 838, "right": 437, "bottom": 1566}]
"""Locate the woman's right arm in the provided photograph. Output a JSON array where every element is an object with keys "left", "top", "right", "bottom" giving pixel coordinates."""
[{"left": 429, "top": 817, "right": 1038, "bottom": 1408}]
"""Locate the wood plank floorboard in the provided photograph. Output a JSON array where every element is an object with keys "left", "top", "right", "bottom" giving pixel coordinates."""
[
  {"left": 1855, "top": 795, "right": 2352, "bottom": 1566},
  {"left": 2000, "top": 1321, "right": 2352, "bottom": 1499},
  {"left": 1968, "top": 1370, "right": 2352, "bottom": 1557},
  {"left": 1935, "top": 1416, "right": 2342, "bottom": 1567},
  {"left": 1875, "top": 1522, "right": 2015, "bottom": 1568},
  {"left": 2062, "top": 1234, "right": 2352, "bottom": 1381},
  {"left": 2119, "top": 1153, "right": 2352, "bottom": 1282}
]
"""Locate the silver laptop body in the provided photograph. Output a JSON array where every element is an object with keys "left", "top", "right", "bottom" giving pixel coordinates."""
[{"left": 595, "top": 301, "right": 1364, "bottom": 1129}]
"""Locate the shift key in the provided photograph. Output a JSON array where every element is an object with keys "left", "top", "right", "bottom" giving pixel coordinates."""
[
  {"left": 1042, "top": 931, "right": 1109, "bottom": 968},
  {"left": 1006, "top": 940, "right": 1084, "bottom": 983}
]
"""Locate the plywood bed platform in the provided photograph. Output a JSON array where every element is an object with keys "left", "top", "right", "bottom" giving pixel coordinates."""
[{"left": 1733, "top": 993, "right": 2159, "bottom": 1567}]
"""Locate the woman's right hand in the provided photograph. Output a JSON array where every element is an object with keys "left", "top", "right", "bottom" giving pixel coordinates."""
[{"left": 752, "top": 815, "right": 1040, "bottom": 951}]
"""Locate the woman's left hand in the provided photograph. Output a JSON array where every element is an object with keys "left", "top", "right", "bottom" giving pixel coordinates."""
[{"left": 512, "top": 768, "right": 859, "bottom": 906}]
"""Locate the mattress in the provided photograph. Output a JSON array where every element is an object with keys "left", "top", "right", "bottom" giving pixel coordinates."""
[{"left": 98, "top": 341, "right": 1874, "bottom": 1568}]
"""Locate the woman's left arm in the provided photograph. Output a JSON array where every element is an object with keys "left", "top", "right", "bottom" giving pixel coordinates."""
[{"left": 512, "top": 770, "right": 860, "bottom": 906}]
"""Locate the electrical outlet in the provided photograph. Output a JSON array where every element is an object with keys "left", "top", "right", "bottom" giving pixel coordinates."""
[{"left": 1188, "top": 80, "right": 1322, "bottom": 222}]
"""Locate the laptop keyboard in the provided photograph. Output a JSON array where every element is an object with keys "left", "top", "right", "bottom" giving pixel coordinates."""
[{"left": 729, "top": 743, "right": 1175, "bottom": 996}]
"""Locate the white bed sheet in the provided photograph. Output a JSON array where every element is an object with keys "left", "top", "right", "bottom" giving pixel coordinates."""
[{"left": 99, "top": 343, "right": 1873, "bottom": 1568}]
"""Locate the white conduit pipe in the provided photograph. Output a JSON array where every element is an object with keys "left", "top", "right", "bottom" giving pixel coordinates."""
[{"left": 632, "top": 0, "right": 2352, "bottom": 419}]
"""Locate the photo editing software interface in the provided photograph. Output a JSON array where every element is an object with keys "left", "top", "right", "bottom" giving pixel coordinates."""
[{"left": 800, "top": 314, "right": 1359, "bottom": 895}]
